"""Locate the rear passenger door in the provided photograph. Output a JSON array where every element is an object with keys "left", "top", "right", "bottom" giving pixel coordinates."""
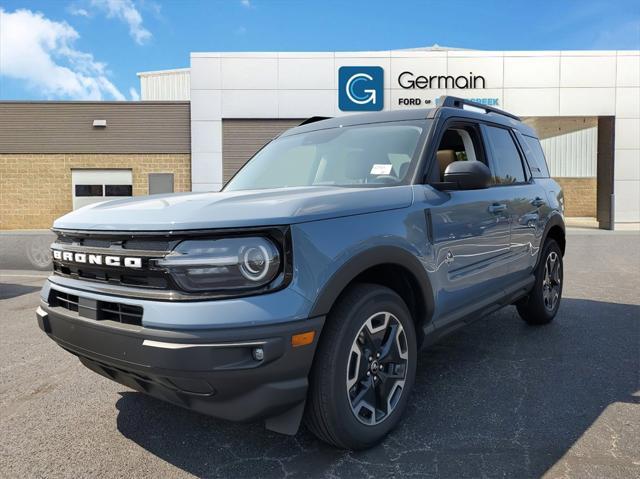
[{"left": 481, "top": 124, "right": 546, "bottom": 281}]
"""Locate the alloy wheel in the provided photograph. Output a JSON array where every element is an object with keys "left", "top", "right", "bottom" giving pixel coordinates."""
[
  {"left": 346, "top": 312, "right": 409, "bottom": 426},
  {"left": 542, "top": 251, "right": 561, "bottom": 311}
]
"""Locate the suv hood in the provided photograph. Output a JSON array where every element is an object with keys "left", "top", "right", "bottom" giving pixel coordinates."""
[{"left": 53, "top": 186, "right": 414, "bottom": 231}]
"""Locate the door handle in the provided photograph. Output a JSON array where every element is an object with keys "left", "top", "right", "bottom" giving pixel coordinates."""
[
  {"left": 488, "top": 203, "right": 507, "bottom": 214},
  {"left": 531, "top": 197, "right": 546, "bottom": 208}
]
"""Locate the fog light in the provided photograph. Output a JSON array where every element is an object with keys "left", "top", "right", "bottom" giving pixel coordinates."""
[{"left": 252, "top": 347, "right": 264, "bottom": 361}]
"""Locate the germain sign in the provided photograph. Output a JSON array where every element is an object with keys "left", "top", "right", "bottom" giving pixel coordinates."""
[
  {"left": 338, "top": 66, "right": 385, "bottom": 112},
  {"left": 396, "top": 70, "right": 487, "bottom": 108},
  {"left": 397, "top": 71, "right": 486, "bottom": 89},
  {"left": 338, "top": 67, "right": 488, "bottom": 111}
]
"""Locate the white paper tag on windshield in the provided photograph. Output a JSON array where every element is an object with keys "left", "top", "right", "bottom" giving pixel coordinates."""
[{"left": 370, "top": 164, "right": 392, "bottom": 175}]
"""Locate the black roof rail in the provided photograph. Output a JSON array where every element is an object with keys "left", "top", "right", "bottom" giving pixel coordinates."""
[
  {"left": 299, "top": 116, "right": 332, "bottom": 126},
  {"left": 437, "top": 95, "right": 520, "bottom": 121}
]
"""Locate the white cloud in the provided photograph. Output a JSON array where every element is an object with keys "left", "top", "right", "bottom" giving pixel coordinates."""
[
  {"left": 0, "top": 8, "right": 125, "bottom": 100},
  {"left": 90, "top": 0, "right": 151, "bottom": 45},
  {"left": 129, "top": 87, "right": 140, "bottom": 101},
  {"left": 240, "top": 0, "right": 252, "bottom": 8},
  {"left": 69, "top": 6, "right": 90, "bottom": 17}
]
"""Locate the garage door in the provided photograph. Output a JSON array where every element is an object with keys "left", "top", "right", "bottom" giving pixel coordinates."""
[
  {"left": 72, "top": 169, "right": 133, "bottom": 210},
  {"left": 222, "top": 119, "right": 303, "bottom": 182}
]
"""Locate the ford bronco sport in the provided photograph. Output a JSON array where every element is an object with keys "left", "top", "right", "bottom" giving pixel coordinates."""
[{"left": 38, "top": 96, "right": 565, "bottom": 449}]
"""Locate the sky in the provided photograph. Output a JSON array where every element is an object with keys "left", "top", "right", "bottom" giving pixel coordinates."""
[{"left": 1, "top": 0, "right": 639, "bottom": 101}]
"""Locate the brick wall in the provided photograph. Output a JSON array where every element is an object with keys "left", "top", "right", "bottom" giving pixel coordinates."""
[
  {"left": 0, "top": 154, "right": 190, "bottom": 230},
  {"left": 0, "top": 154, "right": 596, "bottom": 229},
  {"left": 554, "top": 177, "right": 597, "bottom": 217}
]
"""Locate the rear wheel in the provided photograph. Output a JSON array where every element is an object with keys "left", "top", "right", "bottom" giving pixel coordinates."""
[
  {"left": 305, "top": 283, "right": 417, "bottom": 449},
  {"left": 517, "top": 239, "right": 563, "bottom": 325}
]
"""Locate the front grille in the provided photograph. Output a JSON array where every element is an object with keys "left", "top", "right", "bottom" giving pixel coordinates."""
[
  {"left": 56, "top": 236, "right": 172, "bottom": 251},
  {"left": 49, "top": 290, "right": 143, "bottom": 326},
  {"left": 53, "top": 263, "right": 169, "bottom": 289},
  {"left": 99, "top": 301, "right": 144, "bottom": 324},
  {"left": 54, "top": 291, "right": 79, "bottom": 313},
  {"left": 50, "top": 226, "right": 292, "bottom": 301},
  {"left": 51, "top": 232, "right": 176, "bottom": 290}
]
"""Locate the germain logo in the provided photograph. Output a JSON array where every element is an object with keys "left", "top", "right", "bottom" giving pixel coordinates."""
[
  {"left": 52, "top": 249, "right": 142, "bottom": 268},
  {"left": 338, "top": 66, "right": 384, "bottom": 112},
  {"left": 398, "top": 71, "right": 486, "bottom": 89}
]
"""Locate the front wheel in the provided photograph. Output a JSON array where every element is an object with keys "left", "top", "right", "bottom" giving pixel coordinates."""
[
  {"left": 517, "top": 239, "right": 563, "bottom": 325},
  {"left": 305, "top": 283, "right": 417, "bottom": 449}
]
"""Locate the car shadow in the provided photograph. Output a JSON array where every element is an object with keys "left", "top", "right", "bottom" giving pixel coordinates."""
[
  {"left": 115, "top": 298, "right": 639, "bottom": 478},
  {"left": 0, "top": 283, "right": 41, "bottom": 300}
]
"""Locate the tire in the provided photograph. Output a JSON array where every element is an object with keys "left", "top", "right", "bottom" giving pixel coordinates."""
[
  {"left": 305, "top": 283, "right": 417, "bottom": 449},
  {"left": 517, "top": 239, "right": 563, "bottom": 325},
  {"left": 25, "top": 236, "right": 53, "bottom": 271}
]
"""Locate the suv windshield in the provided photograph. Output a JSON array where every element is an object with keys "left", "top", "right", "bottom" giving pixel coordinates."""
[{"left": 224, "top": 120, "right": 430, "bottom": 191}]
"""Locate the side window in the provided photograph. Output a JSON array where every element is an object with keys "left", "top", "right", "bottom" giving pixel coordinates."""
[
  {"left": 433, "top": 125, "right": 484, "bottom": 181},
  {"left": 484, "top": 126, "right": 526, "bottom": 185},
  {"left": 521, "top": 134, "right": 550, "bottom": 178}
]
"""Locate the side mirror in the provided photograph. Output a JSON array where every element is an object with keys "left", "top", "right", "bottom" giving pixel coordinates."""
[{"left": 443, "top": 161, "right": 491, "bottom": 190}]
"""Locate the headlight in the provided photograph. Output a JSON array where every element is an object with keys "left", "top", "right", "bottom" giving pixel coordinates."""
[{"left": 157, "top": 237, "right": 281, "bottom": 293}]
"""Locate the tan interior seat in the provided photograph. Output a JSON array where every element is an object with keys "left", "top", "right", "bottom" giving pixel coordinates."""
[{"left": 436, "top": 150, "right": 457, "bottom": 180}]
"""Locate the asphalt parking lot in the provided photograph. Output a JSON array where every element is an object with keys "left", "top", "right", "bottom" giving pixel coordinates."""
[{"left": 1, "top": 230, "right": 638, "bottom": 478}]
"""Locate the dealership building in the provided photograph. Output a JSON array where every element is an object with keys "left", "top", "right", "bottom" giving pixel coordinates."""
[{"left": 1, "top": 46, "right": 638, "bottom": 231}]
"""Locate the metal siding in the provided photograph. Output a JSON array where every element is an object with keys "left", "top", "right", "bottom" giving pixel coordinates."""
[
  {"left": 540, "top": 126, "right": 598, "bottom": 177},
  {"left": 0, "top": 102, "right": 190, "bottom": 153},
  {"left": 222, "top": 119, "right": 303, "bottom": 182},
  {"left": 139, "top": 69, "right": 190, "bottom": 101}
]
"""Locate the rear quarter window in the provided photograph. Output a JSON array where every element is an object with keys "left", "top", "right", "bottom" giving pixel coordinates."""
[
  {"left": 520, "top": 134, "right": 550, "bottom": 178},
  {"left": 484, "top": 125, "right": 526, "bottom": 184}
]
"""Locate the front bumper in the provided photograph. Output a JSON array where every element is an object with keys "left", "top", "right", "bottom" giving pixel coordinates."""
[{"left": 36, "top": 298, "right": 324, "bottom": 429}]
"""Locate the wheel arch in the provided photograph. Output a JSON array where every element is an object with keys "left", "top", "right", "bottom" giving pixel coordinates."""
[
  {"left": 308, "top": 246, "right": 434, "bottom": 344},
  {"left": 532, "top": 213, "right": 566, "bottom": 273},
  {"left": 541, "top": 213, "right": 566, "bottom": 256}
]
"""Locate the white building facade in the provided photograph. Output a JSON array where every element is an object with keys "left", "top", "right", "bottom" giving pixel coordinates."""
[{"left": 140, "top": 48, "right": 640, "bottom": 228}]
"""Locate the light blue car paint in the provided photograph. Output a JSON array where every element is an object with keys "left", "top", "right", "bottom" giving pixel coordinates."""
[{"left": 53, "top": 185, "right": 413, "bottom": 231}]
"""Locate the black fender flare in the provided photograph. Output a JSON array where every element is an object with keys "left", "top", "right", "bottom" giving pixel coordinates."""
[
  {"left": 308, "top": 245, "right": 435, "bottom": 321},
  {"left": 536, "top": 213, "right": 566, "bottom": 267}
]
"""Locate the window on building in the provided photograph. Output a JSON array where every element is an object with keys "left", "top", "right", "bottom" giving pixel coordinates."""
[
  {"left": 75, "top": 185, "right": 103, "bottom": 197},
  {"left": 105, "top": 185, "right": 133, "bottom": 196},
  {"left": 484, "top": 126, "right": 526, "bottom": 184},
  {"left": 148, "top": 173, "right": 175, "bottom": 194}
]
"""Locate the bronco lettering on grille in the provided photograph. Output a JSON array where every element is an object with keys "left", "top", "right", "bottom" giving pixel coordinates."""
[{"left": 52, "top": 250, "right": 142, "bottom": 268}]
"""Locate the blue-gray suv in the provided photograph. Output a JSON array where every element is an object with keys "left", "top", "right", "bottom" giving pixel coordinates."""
[{"left": 37, "top": 97, "right": 565, "bottom": 449}]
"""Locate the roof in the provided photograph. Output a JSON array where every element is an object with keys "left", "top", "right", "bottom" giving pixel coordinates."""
[
  {"left": 395, "top": 43, "right": 473, "bottom": 51},
  {"left": 137, "top": 68, "right": 190, "bottom": 77},
  {"left": 280, "top": 96, "right": 537, "bottom": 138},
  {"left": 280, "top": 109, "right": 435, "bottom": 136}
]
